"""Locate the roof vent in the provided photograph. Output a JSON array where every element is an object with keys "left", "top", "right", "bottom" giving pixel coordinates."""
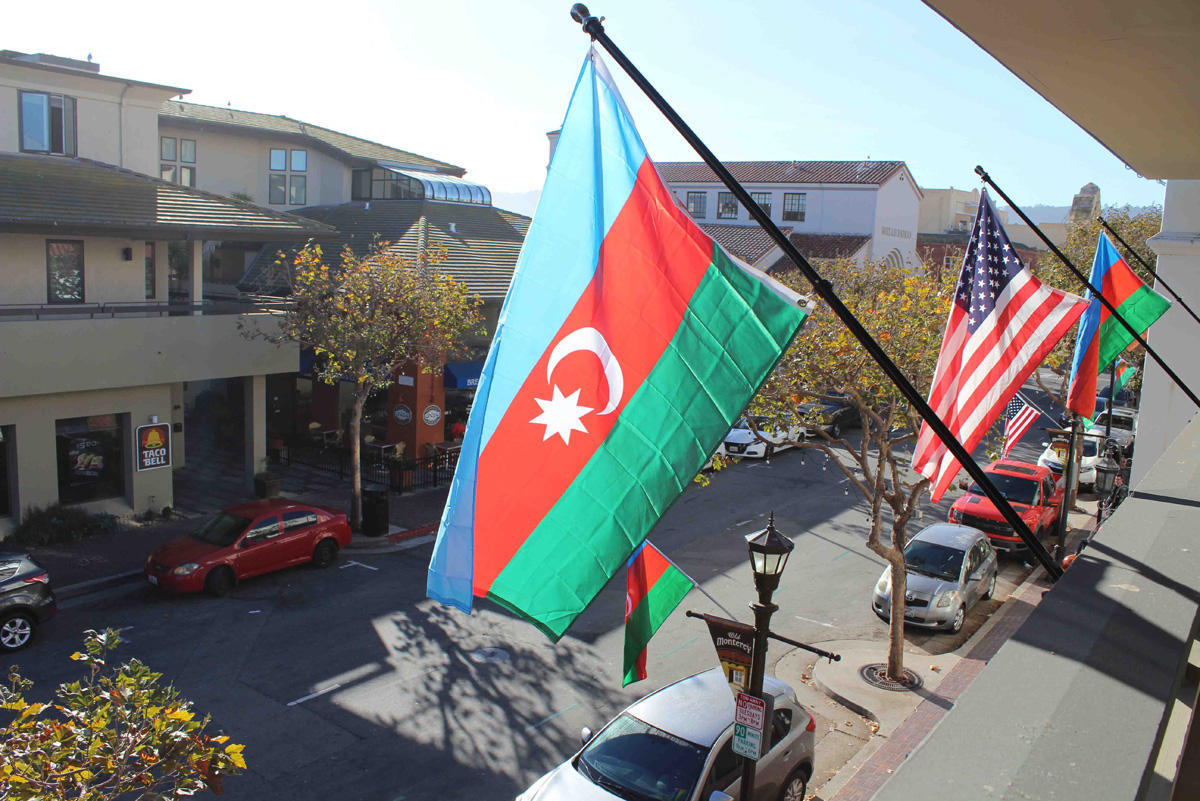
[{"left": 449, "top": 222, "right": 457, "bottom": 234}]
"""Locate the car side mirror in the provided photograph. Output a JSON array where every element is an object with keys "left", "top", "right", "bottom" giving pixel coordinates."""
[
  {"left": 580, "top": 726, "right": 593, "bottom": 746},
  {"left": 709, "top": 792, "right": 734, "bottom": 801}
]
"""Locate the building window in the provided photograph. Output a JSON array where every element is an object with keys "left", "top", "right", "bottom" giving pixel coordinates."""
[
  {"left": 19, "top": 91, "right": 76, "bottom": 155},
  {"left": 687, "top": 192, "right": 707, "bottom": 219},
  {"left": 269, "top": 174, "right": 287, "bottom": 205},
  {"left": 160, "top": 138, "right": 196, "bottom": 185},
  {"left": 180, "top": 139, "right": 196, "bottom": 163},
  {"left": 289, "top": 175, "right": 307, "bottom": 205},
  {"left": 145, "top": 242, "right": 156, "bottom": 300},
  {"left": 751, "top": 192, "right": 772, "bottom": 217},
  {"left": 179, "top": 166, "right": 196, "bottom": 187},
  {"left": 55, "top": 415, "right": 126, "bottom": 505},
  {"left": 160, "top": 137, "right": 177, "bottom": 161},
  {"left": 160, "top": 164, "right": 176, "bottom": 183},
  {"left": 783, "top": 193, "right": 807, "bottom": 222},
  {"left": 269, "top": 149, "right": 287, "bottom": 171},
  {"left": 717, "top": 192, "right": 738, "bottom": 219},
  {"left": 46, "top": 240, "right": 84, "bottom": 304},
  {"left": 290, "top": 149, "right": 307, "bottom": 171}
]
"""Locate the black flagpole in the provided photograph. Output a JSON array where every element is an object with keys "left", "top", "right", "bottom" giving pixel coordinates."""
[
  {"left": 569, "top": 5, "right": 1061, "bottom": 580},
  {"left": 1097, "top": 216, "right": 1200, "bottom": 329},
  {"left": 976, "top": 167, "right": 1200, "bottom": 412}
]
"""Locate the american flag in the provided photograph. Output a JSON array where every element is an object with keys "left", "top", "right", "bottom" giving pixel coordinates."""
[
  {"left": 912, "top": 190, "right": 1086, "bottom": 501},
  {"left": 1002, "top": 394, "right": 1039, "bottom": 458}
]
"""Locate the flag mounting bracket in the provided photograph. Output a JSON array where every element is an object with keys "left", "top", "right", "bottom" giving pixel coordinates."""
[{"left": 568, "top": 4, "right": 1062, "bottom": 578}]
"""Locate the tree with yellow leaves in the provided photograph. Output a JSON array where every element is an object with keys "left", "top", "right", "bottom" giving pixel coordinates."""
[
  {"left": 248, "top": 240, "right": 483, "bottom": 529},
  {"left": 0, "top": 629, "right": 245, "bottom": 800},
  {"left": 748, "top": 257, "right": 951, "bottom": 681}
]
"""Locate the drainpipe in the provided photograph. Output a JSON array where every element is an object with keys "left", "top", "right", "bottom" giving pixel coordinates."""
[{"left": 117, "top": 82, "right": 131, "bottom": 167}]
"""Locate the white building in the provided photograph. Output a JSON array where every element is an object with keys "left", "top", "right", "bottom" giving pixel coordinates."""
[{"left": 655, "top": 160, "right": 923, "bottom": 270}]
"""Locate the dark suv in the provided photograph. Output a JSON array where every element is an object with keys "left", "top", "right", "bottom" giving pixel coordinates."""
[{"left": 0, "top": 552, "right": 57, "bottom": 652}]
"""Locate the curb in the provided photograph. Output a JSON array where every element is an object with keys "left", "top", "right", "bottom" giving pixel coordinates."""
[
  {"left": 812, "top": 672, "right": 880, "bottom": 725},
  {"left": 58, "top": 569, "right": 144, "bottom": 600}
]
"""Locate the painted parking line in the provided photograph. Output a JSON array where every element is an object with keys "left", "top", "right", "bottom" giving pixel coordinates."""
[
  {"left": 663, "top": 635, "right": 703, "bottom": 658},
  {"left": 339, "top": 560, "right": 378, "bottom": 571},
  {"left": 832, "top": 549, "right": 851, "bottom": 561},
  {"left": 794, "top": 615, "right": 835, "bottom": 628},
  {"left": 527, "top": 703, "right": 579, "bottom": 732},
  {"left": 287, "top": 683, "right": 342, "bottom": 707},
  {"left": 734, "top": 519, "right": 755, "bottom": 527}
]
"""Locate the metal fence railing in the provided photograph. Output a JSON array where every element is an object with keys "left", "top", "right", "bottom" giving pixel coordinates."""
[{"left": 280, "top": 440, "right": 458, "bottom": 495}]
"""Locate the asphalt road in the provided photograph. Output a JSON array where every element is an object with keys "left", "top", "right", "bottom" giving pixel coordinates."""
[{"left": 3, "top": 433, "right": 1039, "bottom": 801}]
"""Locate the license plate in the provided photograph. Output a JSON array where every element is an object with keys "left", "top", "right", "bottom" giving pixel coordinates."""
[
  {"left": 147, "top": 574, "right": 158, "bottom": 586},
  {"left": 727, "top": 444, "right": 743, "bottom": 453}
]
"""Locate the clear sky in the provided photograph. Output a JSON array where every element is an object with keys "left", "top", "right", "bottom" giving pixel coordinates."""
[{"left": 7, "top": 0, "right": 1165, "bottom": 217}]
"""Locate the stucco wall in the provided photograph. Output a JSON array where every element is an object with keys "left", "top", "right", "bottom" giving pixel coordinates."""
[
  {"left": 872, "top": 170, "right": 921, "bottom": 267},
  {"left": 157, "top": 122, "right": 351, "bottom": 208},
  {"left": 0, "top": 233, "right": 167, "bottom": 305},
  {"left": 668, "top": 182, "right": 878, "bottom": 235},
  {"left": 0, "top": 61, "right": 175, "bottom": 175},
  {"left": 0, "top": 384, "right": 174, "bottom": 527}
]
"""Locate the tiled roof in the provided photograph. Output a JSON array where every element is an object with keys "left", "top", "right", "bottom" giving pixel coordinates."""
[
  {"left": 160, "top": 101, "right": 464, "bottom": 176},
  {"left": 0, "top": 153, "right": 332, "bottom": 240},
  {"left": 243, "top": 200, "right": 529, "bottom": 300},
  {"left": 768, "top": 233, "right": 871, "bottom": 271},
  {"left": 700, "top": 223, "right": 792, "bottom": 263},
  {"left": 657, "top": 160, "right": 907, "bottom": 186}
]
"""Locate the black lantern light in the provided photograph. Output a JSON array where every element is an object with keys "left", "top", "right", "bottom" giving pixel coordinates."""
[
  {"left": 745, "top": 512, "right": 794, "bottom": 593},
  {"left": 1094, "top": 454, "right": 1119, "bottom": 498}
]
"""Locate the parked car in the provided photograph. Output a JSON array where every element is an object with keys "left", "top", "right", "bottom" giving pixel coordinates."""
[
  {"left": 947, "top": 459, "right": 1062, "bottom": 553},
  {"left": 516, "top": 668, "right": 815, "bottom": 801},
  {"left": 796, "top": 394, "right": 859, "bottom": 439},
  {"left": 145, "top": 499, "right": 352, "bottom": 596},
  {"left": 871, "top": 524, "right": 998, "bottom": 633},
  {"left": 0, "top": 552, "right": 57, "bottom": 652},
  {"left": 1086, "top": 407, "right": 1137, "bottom": 454},
  {"left": 1037, "top": 435, "right": 1101, "bottom": 489},
  {"left": 722, "top": 416, "right": 802, "bottom": 459}
]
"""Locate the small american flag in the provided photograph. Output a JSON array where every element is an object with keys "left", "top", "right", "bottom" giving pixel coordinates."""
[
  {"left": 912, "top": 190, "right": 1087, "bottom": 501},
  {"left": 1002, "top": 394, "right": 1039, "bottom": 458}
]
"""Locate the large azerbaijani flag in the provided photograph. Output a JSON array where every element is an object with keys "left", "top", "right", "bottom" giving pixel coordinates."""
[
  {"left": 426, "top": 48, "right": 809, "bottom": 639},
  {"left": 1066, "top": 233, "right": 1169, "bottom": 420}
]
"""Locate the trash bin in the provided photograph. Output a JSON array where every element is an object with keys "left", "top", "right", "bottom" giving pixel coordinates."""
[{"left": 361, "top": 489, "right": 389, "bottom": 537}]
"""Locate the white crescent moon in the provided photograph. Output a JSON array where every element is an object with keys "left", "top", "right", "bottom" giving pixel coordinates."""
[{"left": 546, "top": 327, "right": 624, "bottom": 415}]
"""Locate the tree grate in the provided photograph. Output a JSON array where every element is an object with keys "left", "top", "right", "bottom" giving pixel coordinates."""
[{"left": 858, "top": 662, "right": 923, "bottom": 692}]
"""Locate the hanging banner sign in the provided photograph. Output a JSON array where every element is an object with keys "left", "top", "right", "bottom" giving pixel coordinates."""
[
  {"left": 702, "top": 614, "right": 755, "bottom": 695},
  {"left": 135, "top": 423, "right": 172, "bottom": 472}
]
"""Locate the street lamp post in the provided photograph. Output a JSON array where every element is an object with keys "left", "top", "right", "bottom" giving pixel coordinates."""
[{"left": 739, "top": 512, "right": 794, "bottom": 801}]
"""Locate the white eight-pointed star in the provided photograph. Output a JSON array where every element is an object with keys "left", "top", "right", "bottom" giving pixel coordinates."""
[{"left": 530, "top": 385, "right": 593, "bottom": 445}]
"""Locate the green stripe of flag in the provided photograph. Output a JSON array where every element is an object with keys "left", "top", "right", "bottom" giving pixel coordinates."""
[
  {"left": 488, "top": 245, "right": 807, "bottom": 639},
  {"left": 623, "top": 567, "right": 693, "bottom": 686},
  {"left": 1096, "top": 286, "right": 1170, "bottom": 370}
]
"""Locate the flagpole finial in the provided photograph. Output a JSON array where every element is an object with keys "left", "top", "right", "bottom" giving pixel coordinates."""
[
  {"left": 975, "top": 165, "right": 989, "bottom": 181},
  {"left": 570, "top": 4, "right": 604, "bottom": 37}
]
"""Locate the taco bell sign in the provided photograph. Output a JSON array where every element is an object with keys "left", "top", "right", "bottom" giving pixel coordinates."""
[{"left": 136, "top": 423, "right": 172, "bottom": 471}]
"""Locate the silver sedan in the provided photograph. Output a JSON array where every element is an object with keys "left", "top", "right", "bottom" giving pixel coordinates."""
[
  {"left": 872, "top": 523, "right": 999, "bottom": 633},
  {"left": 516, "top": 668, "right": 816, "bottom": 801}
]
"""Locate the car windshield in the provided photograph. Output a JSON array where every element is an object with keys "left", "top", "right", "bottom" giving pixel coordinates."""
[
  {"left": 968, "top": 473, "right": 1039, "bottom": 505},
  {"left": 1082, "top": 440, "right": 1098, "bottom": 457},
  {"left": 1094, "top": 412, "right": 1133, "bottom": 431},
  {"left": 192, "top": 513, "right": 251, "bottom": 547},
  {"left": 904, "top": 539, "right": 965, "bottom": 581},
  {"left": 732, "top": 416, "right": 769, "bottom": 432},
  {"left": 575, "top": 713, "right": 707, "bottom": 801}
]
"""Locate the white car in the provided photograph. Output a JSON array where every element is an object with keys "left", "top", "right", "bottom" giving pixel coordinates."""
[
  {"left": 1037, "top": 436, "right": 1101, "bottom": 489},
  {"left": 722, "top": 416, "right": 801, "bottom": 459},
  {"left": 516, "top": 668, "right": 816, "bottom": 801},
  {"left": 1086, "top": 407, "right": 1137, "bottom": 454}
]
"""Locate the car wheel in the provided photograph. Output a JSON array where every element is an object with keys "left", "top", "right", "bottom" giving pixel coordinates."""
[
  {"left": 778, "top": 766, "right": 809, "bottom": 801},
  {"left": 0, "top": 611, "right": 35, "bottom": 652},
  {"left": 205, "top": 566, "right": 236, "bottom": 597},
  {"left": 982, "top": 571, "right": 997, "bottom": 601},
  {"left": 948, "top": 604, "right": 965, "bottom": 634},
  {"left": 312, "top": 539, "right": 339, "bottom": 568}
]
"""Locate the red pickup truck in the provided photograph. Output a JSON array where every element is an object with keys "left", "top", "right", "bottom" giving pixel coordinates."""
[{"left": 948, "top": 459, "right": 1063, "bottom": 553}]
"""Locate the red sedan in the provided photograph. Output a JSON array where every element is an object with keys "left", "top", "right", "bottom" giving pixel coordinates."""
[{"left": 145, "top": 499, "right": 353, "bottom": 595}]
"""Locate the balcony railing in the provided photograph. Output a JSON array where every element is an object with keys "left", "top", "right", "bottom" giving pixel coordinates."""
[{"left": 0, "top": 298, "right": 292, "bottom": 321}]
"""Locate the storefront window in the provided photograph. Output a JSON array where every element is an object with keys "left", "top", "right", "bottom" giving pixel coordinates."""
[{"left": 56, "top": 415, "right": 126, "bottom": 505}]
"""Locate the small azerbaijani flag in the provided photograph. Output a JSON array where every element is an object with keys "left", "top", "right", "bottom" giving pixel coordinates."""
[
  {"left": 1001, "top": 394, "right": 1039, "bottom": 458},
  {"left": 426, "top": 48, "right": 809, "bottom": 639},
  {"left": 623, "top": 542, "right": 693, "bottom": 686},
  {"left": 1066, "top": 233, "right": 1169, "bottom": 421},
  {"left": 1113, "top": 357, "right": 1136, "bottom": 395}
]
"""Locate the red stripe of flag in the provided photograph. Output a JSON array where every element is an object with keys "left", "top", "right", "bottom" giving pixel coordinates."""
[
  {"left": 625, "top": 542, "right": 672, "bottom": 622},
  {"left": 472, "top": 158, "right": 715, "bottom": 596}
]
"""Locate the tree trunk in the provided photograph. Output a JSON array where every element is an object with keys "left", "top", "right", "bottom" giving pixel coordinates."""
[
  {"left": 349, "top": 389, "right": 366, "bottom": 530},
  {"left": 885, "top": 547, "right": 907, "bottom": 681}
]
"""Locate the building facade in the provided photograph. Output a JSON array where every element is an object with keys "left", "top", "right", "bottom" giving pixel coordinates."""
[
  {"left": 0, "top": 51, "right": 328, "bottom": 531},
  {"left": 655, "top": 160, "right": 923, "bottom": 270}
]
